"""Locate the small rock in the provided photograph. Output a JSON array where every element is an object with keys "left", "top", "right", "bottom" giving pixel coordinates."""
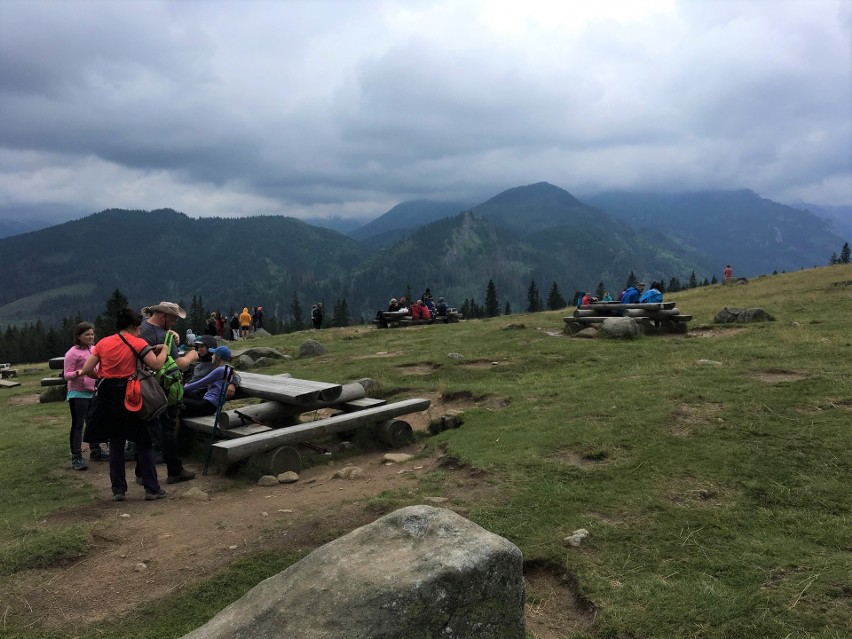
[
  {"left": 278, "top": 509, "right": 294, "bottom": 513},
  {"left": 120, "top": 513, "right": 131, "bottom": 518},
  {"left": 447, "top": 352, "right": 465, "bottom": 359},
  {"left": 424, "top": 496, "right": 448, "bottom": 504},
  {"left": 257, "top": 475, "right": 280, "bottom": 486},
  {"left": 228, "top": 545, "right": 238, "bottom": 550},
  {"left": 565, "top": 528, "right": 590, "bottom": 547},
  {"left": 277, "top": 471, "right": 299, "bottom": 483},
  {"left": 182, "top": 486, "right": 210, "bottom": 500},
  {"left": 331, "top": 466, "right": 363, "bottom": 480},
  {"left": 338, "top": 441, "right": 354, "bottom": 451},
  {"left": 135, "top": 562, "right": 147, "bottom": 572},
  {"left": 383, "top": 453, "right": 414, "bottom": 463},
  {"left": 261, "top": 512, "right": 269, "bottom": 517}
]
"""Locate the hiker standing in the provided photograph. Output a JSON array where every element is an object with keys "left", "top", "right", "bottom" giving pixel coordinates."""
[
  {"left": 229, "top": 312, "right": 240, "bottom": 340},
  {"left": 239, "top": 307, "right": 251, "bottom": 337},
  {"left": 723, "top": 264, "right": 733, "bottom": 280},
  {"left": 63, "top": 322, "right": 107, "bottom": 470},
  {"left": 139, "top": 301, "right": 199, "bottom": 485},
  {"left": 312, "top": 303, "right": 323, "bottom": 329}
]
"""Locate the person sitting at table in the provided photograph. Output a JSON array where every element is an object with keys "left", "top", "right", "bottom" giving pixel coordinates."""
[
  {"left": 602, "top": 291, "right": 613, "bottom": 302},
  {"left": 581, "top": 291, "right": 598, "bottom": 305},
  {"left": 639, "top": 282, "right": 663, "bottom": 304},
  {"left": 387, "top": 298, "right": 400, "bottom": 313},
  {"left": 435, "top": 297, "right": 449, "bottom": 321},
  {"left": 620, "top": 282, "right": 645, "bottom": 304},
  {"left": 411, "top": 299, "right": 424, "bottom": 320}
]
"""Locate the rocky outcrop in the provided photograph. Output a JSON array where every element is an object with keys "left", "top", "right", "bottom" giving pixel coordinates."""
[
  {"left": 181, "top": 505, "right": 525, "bottom": 639},
  {"left": 714, "top": 307, "right": 775, "bottom": 323}
]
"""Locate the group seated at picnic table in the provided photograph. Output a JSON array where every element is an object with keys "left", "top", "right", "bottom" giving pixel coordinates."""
[
  {"left": 374, "top": 289, "right": 461, "bottom": 328},
  {"left": 567, "top": 281, "right": 691, "bottom": 334}
]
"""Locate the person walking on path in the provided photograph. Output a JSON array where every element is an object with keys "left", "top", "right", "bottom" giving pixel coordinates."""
[
  {"left": 63, "top": 322, "right": 108, "bottom": 470},
  {"left": 139, "top": 301, "right": 199, "bottom": 485},
  {"left": 81, "top": 308, "right": 167, "bottom": 501},
  {"left": 723, "top": 264, "right": 733, "bottom": 280}
]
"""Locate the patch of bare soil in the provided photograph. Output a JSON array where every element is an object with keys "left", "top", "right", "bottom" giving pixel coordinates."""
[
  {"left": 686, "top": 327, "right": 747, "bottom": 338},
  {"left": 524, "top": 561, "right": 594, "bottom": 638},
  {"left": 2, "top": 390, "right": 544, "bottom": 633},
  {"left": 670, "top": 402, "right": 725, "bottom": 435},
  {"left": 351, "top": 350, "right": 404, "bottom": 360},
  {"left": 458, "top": 359, "right": 510, "bottom": 369},
  {"left": 395, "top": 363, "right": 441, "bottom": 375},
  {"left": 750, "top": 368, "right": 808, "bottom": 383},
  {"left": 548, "top": 449, "right": 606, "bottom": 467},
  {"left": 8, "top": 393, "right": 40, "bottom": 405}
]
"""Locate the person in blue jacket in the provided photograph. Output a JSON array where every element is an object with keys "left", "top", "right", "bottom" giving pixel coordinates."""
[
  {"left": 181, "top": 346, "right": 240, "bottom": 417},
  {"left": 639, "top": 282, "right": 663, "bottom": 303},
  {"left": 620, "top": 282, "right": 645, "bottom": 303}
]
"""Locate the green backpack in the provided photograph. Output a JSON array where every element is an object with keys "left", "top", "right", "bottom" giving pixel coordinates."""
[{"left": 156, "top": 332, "right": 184, "bottom": 406}]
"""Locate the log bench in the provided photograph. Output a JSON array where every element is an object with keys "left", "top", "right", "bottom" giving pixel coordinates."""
[
  {"left": 564, "top": 301, "right": 692, "bottom": 335},
  {"left": 210, "top": 398, "right": 431, "bottom": 473}
]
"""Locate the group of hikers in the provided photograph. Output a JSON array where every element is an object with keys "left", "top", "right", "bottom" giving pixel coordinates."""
[
  {"left": 383, "top": 287, "right": 452, "bottom": 322},
  {"left": 64, "top": 301, "right": 239, "bottom": 501},
  {"left": 194, "top": 306, "right": 263, "bottom": 342},
  {"left": 578, "top": 281, "right": 664, "bottom": 306}
]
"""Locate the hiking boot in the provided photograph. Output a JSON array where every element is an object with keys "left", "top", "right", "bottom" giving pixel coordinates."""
[
  {"left": 144, "top": 489, "right": 166, "bottom": 501},
  {"left": 71, "top": 455, "right": 88, "bottom": 471},
  {"left": 166, "top": 469, "right": 195, "bottom": 484},
  {"left": 89, "top": 447, "right": 110, "bottom": 461},
  {"left": 112, "top": 492, "right": 125, "bottom": 501}
]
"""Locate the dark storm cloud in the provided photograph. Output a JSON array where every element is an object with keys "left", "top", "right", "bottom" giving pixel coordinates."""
[{"left": 0, "top": 0, "right": 849, "bottom": 222}]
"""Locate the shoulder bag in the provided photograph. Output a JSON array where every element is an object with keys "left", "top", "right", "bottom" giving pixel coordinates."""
[{"left": 119, "top": 334, "right": 168, "bottom": 421}]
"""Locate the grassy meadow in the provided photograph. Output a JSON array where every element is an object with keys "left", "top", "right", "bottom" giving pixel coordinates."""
[{"left": 1, "top": 265, "right": 850, "bottom": 638}]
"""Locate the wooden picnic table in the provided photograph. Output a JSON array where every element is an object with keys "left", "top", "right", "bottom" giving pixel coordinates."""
[
  {"left": 373, "top": 308, "right": 463, "bottom": 328},
  {"left": 564, "top": 301, "right": 692, "bottom": 335}
]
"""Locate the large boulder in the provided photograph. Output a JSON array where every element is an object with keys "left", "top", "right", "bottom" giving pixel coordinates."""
[
  {"left": 599, "top": 317, "right": 642, "bottom": 339},
  {"left": 298, "top": 339, "right": 327, "bottom": 358},
  {"left": 181, "top": 505, "right": 525, "bottom": 639},
  {"left": 714, "top": 307, "right": 775, "bottom": 324}
]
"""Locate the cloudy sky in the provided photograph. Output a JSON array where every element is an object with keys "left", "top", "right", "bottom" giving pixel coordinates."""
[{"left": 1, "top": 0, "right": 850, "bottom": 224}]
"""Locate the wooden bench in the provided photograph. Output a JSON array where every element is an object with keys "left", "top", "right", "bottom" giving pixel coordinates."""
[
  {"left": 564, "top": 301, "right": 692, "bottom": 335},
  {"left": 210, "top": 398, "right": 431, "bottom": 470}
]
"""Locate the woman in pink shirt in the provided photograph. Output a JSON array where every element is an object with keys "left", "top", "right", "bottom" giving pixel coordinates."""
[{"left": 63, "top": 323, "right": 102, "bottom": 470}]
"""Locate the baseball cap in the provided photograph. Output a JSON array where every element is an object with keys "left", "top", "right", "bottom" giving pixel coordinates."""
[
  {"left": 193, "top": 335, "right": 217, "bottom": 349},
  {"left": 210, "top": 345, "right": 232, "bottom": 360}
]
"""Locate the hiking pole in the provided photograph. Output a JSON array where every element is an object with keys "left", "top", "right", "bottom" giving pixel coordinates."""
[{"left": 202, "top": 365, "right": 233, "bottom": 476}]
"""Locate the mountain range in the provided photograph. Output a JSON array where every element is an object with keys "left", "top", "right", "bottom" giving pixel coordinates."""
[{"left": 0, "top": 183, "right": 845, "bottom": 328}]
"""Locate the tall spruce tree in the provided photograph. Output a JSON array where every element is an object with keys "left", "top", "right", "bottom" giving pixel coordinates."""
[
  {"left": 625, "top": 270, "right": 638, "bottom": 288},
  {"left": 290, "top": 293, "right": 305, "bottom": 332},
  {"left": 547, "top": 282, "right": 566, "bottom": 310},
  {"left": 595, "top": 280, "right": 606, "bottom": 300},
  {"left": 332, "top": 299, "right": 350, "bottom": 327},
  {"left": 688, "top": 271, "right": 698, "bottom": 288},
  {"left": 484, "top": 280, "right": 500, "bottom": 317},
  {"left": 841, "top": 242, "right": 851, "bottom": 264},
  {"left": 504, "top": 301, "right": 512, "bottom": 315},
  {"left": 95, "top": 288, "right": 129, "bottom": 337},
  {"left": 526, "top": 280, "right": 543, "bottom": 313},
  {"left": 830, "top": 252, "right": 838, "bottom": 265}
]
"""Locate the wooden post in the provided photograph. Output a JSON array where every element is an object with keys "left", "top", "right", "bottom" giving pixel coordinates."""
[
  {"left": 249, "top": 446, "right": 302, "bottom": 476},
  {"left": 374, "top": 419, "right": 414, "bottom": 447}
]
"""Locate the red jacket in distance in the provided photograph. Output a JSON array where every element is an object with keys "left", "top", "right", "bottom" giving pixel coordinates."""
[{"left": 410, "top": 303, "right": 422, "bottom": 320}]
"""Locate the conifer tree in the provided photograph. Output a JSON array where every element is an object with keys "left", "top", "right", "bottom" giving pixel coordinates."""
[
  {"left": 668, "top": 277, "right": 681, "bottom": 292},
  {"left": 626, "top": 270, "right": 638, "bottom": 288},
  {"left": 504, "top": 301, "right": 512, "bottom": 315},
  {"left": 290, "top": 292, "right": 305, "bottom": 332},
  {"left": 95, "top": 288, "right": 129, "bottom": 337},
  {"left": 188, "top": 295, "right": 207, "bottom": 334},
  {"left": 526, "top": 280, "right": 542, "bottom": 313},
  {"left": 841, "top": 242, "right": 851, "bottom": 264},
  {"left": 711, "top": 274, "right": 718, "bottom": 284},
  {"left": 829, "top": 252, "right": 838, "bottom": 265},
  {"left": 484, "top": 280, "right": 500, "bottom": 317},
  {"left": 688, "top": 271, "right": 698, "bottom": 288},
  {"left": 547, "top": 282, "right": 566, "bottom": 310},
  {"left": 595, "top": 280, "right": 606, "bottom": 300},
  {"left": 332, "top": 298, "right": 350, "bottom": 327}
]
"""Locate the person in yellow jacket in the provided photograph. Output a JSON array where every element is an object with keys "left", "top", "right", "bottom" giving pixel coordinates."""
[{"left": 239, "top": 307, "right": 252, "bottom": 338}]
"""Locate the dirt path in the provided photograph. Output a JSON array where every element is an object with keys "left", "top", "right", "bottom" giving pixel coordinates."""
[{"left": 4, "top": 395, "right": 590, "bottom": 638}]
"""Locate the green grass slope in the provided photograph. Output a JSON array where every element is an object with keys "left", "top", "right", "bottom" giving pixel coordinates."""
[{"left": 1, "top": 264, "right": 850, "bottom": 638}]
